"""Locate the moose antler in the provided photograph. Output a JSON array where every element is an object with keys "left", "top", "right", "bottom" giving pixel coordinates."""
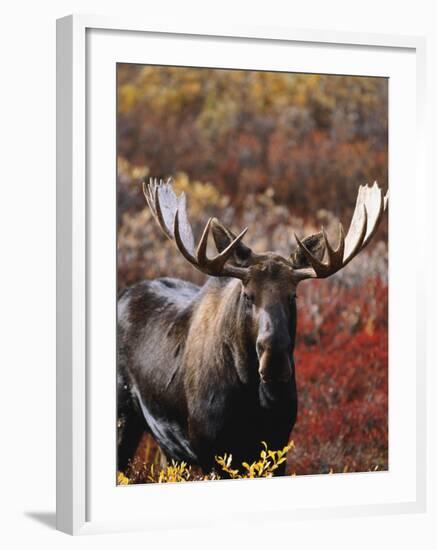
[
  {"left": 143, "top": 178, "right": 249, "bottom": 279},
  {"left": 292, "top": 182, "right": 388, "bottom": 281},
  {"left": 144, "top": 178, "right": 387, "bottom": 283}
]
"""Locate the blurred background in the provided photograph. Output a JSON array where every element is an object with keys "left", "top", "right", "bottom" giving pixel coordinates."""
[{"left": 117, "top": 64, "right": 388, "bottom": 478}]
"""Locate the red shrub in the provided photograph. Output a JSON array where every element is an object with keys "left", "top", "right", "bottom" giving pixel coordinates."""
[{"left": 289, "top": 277, "right": 388, "bottom": 474}]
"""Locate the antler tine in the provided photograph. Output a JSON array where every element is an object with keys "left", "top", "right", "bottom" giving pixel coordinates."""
[
  {"left": 294, "top": 224, "right": 346, "bottom": 278},
  {"left": 149, "top": 177, "right": 161, "bottom": 209},
  {"left": 383, "top": 190, "right": 389, "bottom": 212},
  {"left": 153, "top": 180, "right": 173, "bottom": 240},
  {"left": 361, "top": 182, "right": 385, "bottom": 249},
  {"left": 143, "top": 178, "right": 172, "bottom": 240},
  {"left": 142, "top": 179, "right": 156, "bottom": 218},
  {"left": 196, "top": 218, "right": 213, "bottom": 265},
  {"left": 209, "top": 227, "right": 249, "bottom": 274},
  {"left": 293, "top": 182, "right": 386, "bottom": 281},
  {"left": 294, "top": 232, "right": 328, "bottom": 275},
  {"left": 196, "top": 217, "right": 248, "bottom": 271},
  {"left": 173, "top": 210, "right": 249, "bottom": 278},
  {"left": 322, "top": 227, "right": 336, "bottom": 266}
]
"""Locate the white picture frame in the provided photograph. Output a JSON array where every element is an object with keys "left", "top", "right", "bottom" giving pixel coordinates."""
[{"left": 56, "top": 14, "right": 427, "bottom": 535}]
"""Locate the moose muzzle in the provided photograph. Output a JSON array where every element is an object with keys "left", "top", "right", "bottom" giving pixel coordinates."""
[{"left": 256, "top": 306, "right": 293, "bottom": 383}]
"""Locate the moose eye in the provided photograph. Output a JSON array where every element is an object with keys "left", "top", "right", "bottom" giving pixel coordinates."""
[{"left": 244, "top": 292, "right": 255, "bottom": 305}]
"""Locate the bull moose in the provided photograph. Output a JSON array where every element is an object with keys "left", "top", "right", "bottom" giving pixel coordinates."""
[{"left": 117, "top": 178, "right": 388, "bottom": 475}]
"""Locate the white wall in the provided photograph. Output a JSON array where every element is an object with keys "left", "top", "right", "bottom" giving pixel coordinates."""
[{"left": 0, "top": 0, "right": 435, "bottom": 548}]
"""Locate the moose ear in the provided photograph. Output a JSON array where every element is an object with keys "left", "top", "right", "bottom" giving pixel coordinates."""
[
  {"left": 289, "top": 232, "right": 325, "bottom": 269},
  {"left": 211, "top": 218, "right": 252, "bottom": 266}
]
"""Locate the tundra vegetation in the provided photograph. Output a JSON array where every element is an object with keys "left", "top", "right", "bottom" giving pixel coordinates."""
[{"left": 116, "top": 66, "right": 388, "bottom": 483}]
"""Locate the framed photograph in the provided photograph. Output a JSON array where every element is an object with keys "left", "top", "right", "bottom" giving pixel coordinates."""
[{"left": 56, "top": 15, "right": 427, "bottom": 535}]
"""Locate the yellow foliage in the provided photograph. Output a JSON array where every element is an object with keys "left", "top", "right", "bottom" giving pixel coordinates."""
[
  {"left": 118, "top": 441, "right": 294, "bottom": 485},
  {"left": 215, "top": 441, "right": 294, "bottom": 479},
  {"left": 151, "top": 461, "right": 192, "bottom": 483},
  {"left": 117, "top": 471, "right": 130, "bottom": 485}
]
